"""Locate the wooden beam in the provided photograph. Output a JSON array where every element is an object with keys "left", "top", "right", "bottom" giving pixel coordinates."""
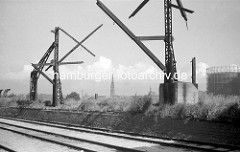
[
  {"left": 136, "top": 36, "right": 175, "bottom": 41},
  {"left": 59, "top": 28, "right": 95, "bottom": 57},
  {"left": 137, "top": 36, "right": 165, "bottom": 41},
  {"left": 129, "top": 0, "right": 149, "bottom": 19},
  {"left": 32, "top": 64, "right": 54, "bottom": 85},
  {"left": 59, "top": 61, "right": 84, "bottom": 65},
  {"left": 33, "top": 63, "right": 52, "bottom": 66},
  {"left": 59, "top": 24, "right": 103, "bottom": 63},
  {"left": 170, "top": 4, "right": 194, "bottom": 14}
]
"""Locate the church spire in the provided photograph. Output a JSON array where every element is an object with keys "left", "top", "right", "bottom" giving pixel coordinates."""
[{"left": 110, "top": 74, "right": 115, "bottom": 97}]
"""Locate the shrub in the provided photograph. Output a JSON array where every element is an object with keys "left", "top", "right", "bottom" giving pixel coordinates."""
[
  {"left": 97, "top": 99, "right": 110, "bottom": 108},
  {"left": 216, "top": 102, "right": 240, "bottom": 122},
  {"left": 0, "top": 94, "right": 29, "bottom": 107},
  {"left": 158, "top": 103, "right": 209, "bottom": 120},
  {"left": 0, "top": 97, "right": 17, "bottom": 107},
  {"left": 184, "top": 104, "right": 209, "bottom": 120},
  {"left": 66, "top": 92, "right": 80, "bottom": 100},
  {"left": 153, "top": 93, "right": 240, "bottom": 122},
  {"left": 97, "top": 99, "right": 115, "bottom": 112},
  {"left": 17, "top": 99, "right": 32, "bottom": 107},
  {"left": 116, "top": 100, "right": 129, "bottom": 112},
  {"left": 7, "top": 93, "right": 17, "bottom": 98},
  {"left": 159, "top": 104, "right": 185, "bottom": 119},
  {"left": 78, "top": 99, "right": 98, "bottom": 111},
  {"left": 44, "top": 100, "right": 52, "bottom": 106},
  {"left": 128, "top": 93, "right": 152, "bottom": 114}
]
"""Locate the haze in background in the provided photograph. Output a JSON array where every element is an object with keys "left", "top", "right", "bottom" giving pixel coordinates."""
[{"left": 0, "top": 0, "right": 239, "bottom": 96}]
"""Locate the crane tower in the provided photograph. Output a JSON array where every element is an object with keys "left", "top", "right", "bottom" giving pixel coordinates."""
[{"left": 97, "top": 0, "right": 198, "bottom": 104}]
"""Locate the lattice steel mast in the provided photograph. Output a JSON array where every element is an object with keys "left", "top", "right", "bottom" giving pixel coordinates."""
[
  {"left": 165, "top": 0, "right": 175, "bottom": 83},
  {"left": 97, "top": 0, "right": 193, "bottom": 103}
]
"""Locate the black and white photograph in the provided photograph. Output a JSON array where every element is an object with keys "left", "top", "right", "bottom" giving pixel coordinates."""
[{"left": 0, "top": 0, "right": 240, "bottom": 151}]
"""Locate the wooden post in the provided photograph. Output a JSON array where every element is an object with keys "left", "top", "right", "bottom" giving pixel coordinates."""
[
  {"left": 53, "top": 27, "right": 59, "bottom": 107},
  {"left": 192, "top": 57, "right": 196, "bottom": 84}
]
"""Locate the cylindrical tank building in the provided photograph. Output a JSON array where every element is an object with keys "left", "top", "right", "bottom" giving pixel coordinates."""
[{"left": 206, "top": 65, "right": 240, "bottom": 95}]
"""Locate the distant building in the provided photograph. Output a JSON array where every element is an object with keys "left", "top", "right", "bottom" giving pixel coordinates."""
[
  {"left": 206, "top": 65, "right": 240, "bottom": 95},
  {"left": 110, "top": 74, "right": 115, "bottom": 97}
]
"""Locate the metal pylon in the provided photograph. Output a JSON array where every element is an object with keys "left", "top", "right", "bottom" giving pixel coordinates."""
[{"left": 164, "top": 0, "right": 177, "bottom": 83}]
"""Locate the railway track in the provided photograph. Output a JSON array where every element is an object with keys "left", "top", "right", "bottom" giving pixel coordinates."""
[
  {"left": 0, "top": 116, "right": 239, "bottom": 152},
  {"left": 0, "top": 144, "right": 16, "bottom": 152}
]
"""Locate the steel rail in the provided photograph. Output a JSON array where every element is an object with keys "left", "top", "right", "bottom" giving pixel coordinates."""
[
  {"left": 0, "top": 126, "right": 96, "bottom": 152},
  {"left": 0, "top": 144, "right": 17, "bottom": 152},
  {"left": 0, "top": 116, "right": 238, "bottom": 152},
  {"left": 0, "top": 108, "right": 239, "bottom": 151},
  {"left": 0, "top": 121, "right": 146, "bottom": 152},
  {"left": 2, "top": 115, "right": 238, "bottom": 150}
]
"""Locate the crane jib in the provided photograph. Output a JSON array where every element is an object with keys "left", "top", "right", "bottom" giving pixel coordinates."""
[{"left": 97, "top": 0, "right": 166, "bottom": 72}]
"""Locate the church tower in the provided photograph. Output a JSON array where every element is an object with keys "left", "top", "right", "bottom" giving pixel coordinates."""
[{"left": 110, "top": 74, "right": 115, "bottom": 97}]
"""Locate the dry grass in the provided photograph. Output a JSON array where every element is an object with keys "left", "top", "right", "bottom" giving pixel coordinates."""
[
  {"left": 127, "top": 93, "right": 152, "bottom": 114},
  {"left": 1, "top": 92, "right": 240, "bottom": 123},
  {"left": 0, "top": 94, "right": 27, "bottom": 107},
  {"left": 78, "top": 98, "right": 131, "bottom": 112},
  {"left": 151, "top": 93, "right": 240, "bottom": 122},
  {"left": 75, "top": 93, "right": 152, "bottom": 113}
]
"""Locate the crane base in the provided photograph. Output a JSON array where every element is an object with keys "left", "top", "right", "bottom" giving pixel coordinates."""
[{"left": 159, "top": 81, "right": 198, "bottom": 105}]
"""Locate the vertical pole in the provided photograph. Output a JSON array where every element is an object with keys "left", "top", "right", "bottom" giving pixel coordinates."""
[
  {"left": 213, "top": 67, "right": 215, "bottom": 95},
  {"left": 164, "top": 0, "right": 175, "bottom": 104},
  {"left": 164, "top": 0, "right": 173, "bottom": 83},
  {"left": 0, "top": 90, "right": 3, "bottom": 98},
  {"left": 192, "top": 57, "right": 198, "bottom": 88},
  {"left": 53, "top": 27, "right": 59, "bottom": 107},
  {"left": 30, "top": 71, "right": 38, "bottom": 101},
  {"left": 192, "top": 57, "right": 196, "bottom": 84}
]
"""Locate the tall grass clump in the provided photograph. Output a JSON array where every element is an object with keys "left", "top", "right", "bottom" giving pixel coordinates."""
[
  {"left": 59, "top": 98, "right": 81, "bottom": 110},
  {"left": 78, "top": 99, "right": 99, "bottom": 111},
  {"left": 153, "top": 93, "right": 240, "bottom": 123},
  {"left": 0, "top": 97, "right": 18, "bottom": 107},
  {"left": 77, "top": 98, "right": 130, "bottom": 112},
  {"left": 127, "top": 93, "right": 152, "bottom": 114},
  {"left": 65, "top": 92, "right": 80, "bottom": 101},
  {"left": 159, "top": 104, "right": 186, "bottom": 119},
  {"left": 0, "top": 94, "right": 29, "bottom": 107},
  {"left": 205, "top": 94, "right": 240, "bottom": 122},
  {"left": 97, "top": 99, "right": 128, "bottom": 112},
  {"left": 17, "top": 99, "right": 33, "bottom": 107}
]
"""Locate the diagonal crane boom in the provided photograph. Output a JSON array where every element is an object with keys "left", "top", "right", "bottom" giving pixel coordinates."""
[
  {"left": 129, "top": 0, "right": 149, "bottom": 19},
  {"left": 97, "top": 0, "right": 194, "bottom": 104},
  {"left": 97, "top": 0, "right": 166, "bottom": 71}
]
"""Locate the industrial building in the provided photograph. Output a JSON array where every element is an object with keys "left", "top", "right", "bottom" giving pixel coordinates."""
[{"left": 206, "top": 65, "right": 240, "bottom": 95}]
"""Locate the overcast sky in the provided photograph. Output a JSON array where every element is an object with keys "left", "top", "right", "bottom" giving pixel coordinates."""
[{"left": 0, "top": 0, "right": 240, "bottom": 96}]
